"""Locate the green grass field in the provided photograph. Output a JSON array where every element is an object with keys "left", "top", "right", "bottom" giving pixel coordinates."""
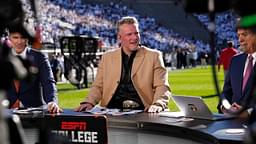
[{"left": 57, "top": 66, "right": 225, "bottom": 112}]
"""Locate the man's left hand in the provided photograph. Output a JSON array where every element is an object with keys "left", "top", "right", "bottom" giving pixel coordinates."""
[
  {"left": 48, "top": 102, "right": 63, "bottom": 113},
  {"left": 146, "top": 104, "right": 163, "bottom": 113}
]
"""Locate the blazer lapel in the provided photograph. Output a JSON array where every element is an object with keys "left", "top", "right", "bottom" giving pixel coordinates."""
[
  {"left": 239, "top": 54, "right": 249, "bottom": 101},
  {"left": 112, "top": 49, "right": 122, "bottom": 81},
  {"left": 131, "top": 47, "right": 145, "bottom": 77},
  {"left": 20, "top": 48, "right": 40, "bottom": 94},
  {"left": 18, "top": 48, "right": 31, "bottom": 94}
]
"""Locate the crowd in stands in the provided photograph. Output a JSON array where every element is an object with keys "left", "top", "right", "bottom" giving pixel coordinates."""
[
  {"left": 21, "top": 0, "right": 209, "bottom": 51},
  {"left": 20, "top": 0, "right": 239, "bottom": 70},
  {"left": 194, "top": 10, "right": 239, "bottom": 49}
]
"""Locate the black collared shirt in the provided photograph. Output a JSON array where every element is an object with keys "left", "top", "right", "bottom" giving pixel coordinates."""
[{"left": 107, "top": 50, "right": 144, "bottom": 110}]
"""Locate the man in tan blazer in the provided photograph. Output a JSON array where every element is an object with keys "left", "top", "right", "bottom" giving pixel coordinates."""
[{"left": 75, "top": 16, "right": 171, "bottom": 113}]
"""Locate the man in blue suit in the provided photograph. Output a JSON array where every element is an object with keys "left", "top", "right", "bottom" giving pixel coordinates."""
[
  {"left": 6, "top": 26, "right": 62, "bottom": 113},
  {"left": 218, "top": 26, "right": 256, "bottom": 117}
]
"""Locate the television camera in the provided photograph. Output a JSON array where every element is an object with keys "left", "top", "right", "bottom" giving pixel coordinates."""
[{"left": 60, "top": 36, "right": 102, "bottom": 89}]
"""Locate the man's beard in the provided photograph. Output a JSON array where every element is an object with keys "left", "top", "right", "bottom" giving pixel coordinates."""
[
  {"left": 239, "top": 45, "right": 246, "bottom": 52},
  {"left": 131, "top": 43, "right": 140, "bottom": 51}
]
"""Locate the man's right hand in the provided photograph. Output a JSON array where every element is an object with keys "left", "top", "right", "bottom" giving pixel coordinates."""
[
  {"left": 221, "top": 102, "right": 239, "bottom": 113},
  {"left": 74, "top": 102, "right": 94, "bottom": 112},
  {"left": 48, "top": 102, "right": 63, "bottom": 113},
  {"left": 221, "top": 102, "right": 249, "bottom": 118}
]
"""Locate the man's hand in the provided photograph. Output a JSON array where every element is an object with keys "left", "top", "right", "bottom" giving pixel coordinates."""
[
  {"left": 231, "top": 103, "right": 241, "bottom": 110},
  {"left": 74, "top": 102, "right": 94, "bottom": 112},
  {"left": 221, "top": 102, "right": 241, "bottom": 113},
  {"left": 48, "top": 102, "right": 63, "bottom": 113},
  {"left": 146, "top": 104, "right": 163, "bottom": 113},
  {"left": 221, "top": 102, "right": 249, "bottom": 118}
]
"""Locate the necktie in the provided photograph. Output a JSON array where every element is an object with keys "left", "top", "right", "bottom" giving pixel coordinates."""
[
  {"left": 11, "top": 80, "right": 20, "bottom": 108},
  {"left": 242, "top": 55, "right": 253, "bottom": 92}
]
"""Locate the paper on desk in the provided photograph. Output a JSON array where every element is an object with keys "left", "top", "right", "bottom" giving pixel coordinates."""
[
  {"left": 85, "top": 105, "right": 143, "bottom": 116},
  {"left": 13, "top": 107, "right": 45, "bottom": 114},
  {"left": 159, "top": 111, "right": 185, "bottom": 118}
]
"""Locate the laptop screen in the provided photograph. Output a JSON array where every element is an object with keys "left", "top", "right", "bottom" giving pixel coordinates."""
[{"left": 171, "top": 95, "right": 214, "bottom": 120}]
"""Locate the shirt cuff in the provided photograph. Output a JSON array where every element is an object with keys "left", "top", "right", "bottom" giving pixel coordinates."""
[{"left": 247, "top": 108, "right": 253, "bottom": 115}]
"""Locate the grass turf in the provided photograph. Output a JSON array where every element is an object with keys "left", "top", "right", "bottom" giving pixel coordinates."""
[{"left": 57, "top": 66, "right": 224, "bottom": 112}]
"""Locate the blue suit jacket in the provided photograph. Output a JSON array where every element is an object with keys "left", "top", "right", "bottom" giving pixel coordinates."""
[
  {"left": 218, "top": 53, "right": 256, "bottom": 112},
  {"left": 7, "top": 48, "right": 58, "bottom": 108}
]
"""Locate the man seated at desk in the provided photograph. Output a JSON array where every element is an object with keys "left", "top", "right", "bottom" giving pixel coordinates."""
[
  {"left": 75, "top": 16, "right": 171, "bottom": 113},
  {"left": 6, "top": 25, "right": 62, "bottom": 113},
  {"left": 218, "top": 20, "right": 256, "bottom": 118}
]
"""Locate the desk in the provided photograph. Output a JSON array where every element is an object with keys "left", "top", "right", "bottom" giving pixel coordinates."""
[
  {"left": 106, "top": 112, "right": 246, "bottom": 144},
  {"left": 16, "top": 109, "right": 246, "bottom": 144}
]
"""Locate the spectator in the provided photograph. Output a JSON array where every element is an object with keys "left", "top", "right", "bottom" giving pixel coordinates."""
[
  {"left": 200, "top": 49, "right": 208, "bottom": 68},
  {"left": 218, "top": 41, "right": 238, "bottom": 78}
]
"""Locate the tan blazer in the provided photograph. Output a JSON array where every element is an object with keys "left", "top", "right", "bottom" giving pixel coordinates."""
[{"left": 84, "top": 46, "right": 171, "bottom": 109}]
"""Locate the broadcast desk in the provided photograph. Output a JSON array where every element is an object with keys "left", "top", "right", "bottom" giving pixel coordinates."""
[{"left": 15, "top": 109, "right": 247, "bottom": 144}]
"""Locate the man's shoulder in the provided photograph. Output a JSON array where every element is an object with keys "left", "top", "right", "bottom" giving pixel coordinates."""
[
  {"left": 231, "top": 52, "right": 246, "bottom": 61},
  {"left": 221, "top": 48, "right": 230, "bottom": 53},
  {"left": 227, "top": 47, "right": 238, "bottom": 52},
  {"left": 140, "top": 45, "right": 161, "bottom": 55},
  {"left": 28, "top": 48, "right": 43, "bottom": 54},
  {"left": 233, "top": 52, "right": 244, "bottom": 57},
  {"left": 103, "top": 48, "right": 120, "bottom": 56},
  {"left": 221, "top": 48, "right": 238, "bottom": 55},
  {"left": 28, "top": 48, "right": 46, "bottom": 56},
  {"left": 27, "top": 48, "right": 47, "bottom": 60}
]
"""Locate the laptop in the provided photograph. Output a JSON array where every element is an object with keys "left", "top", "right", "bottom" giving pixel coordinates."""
[{"left": 163, "top": 95, "right": 235, "bottom": 121}]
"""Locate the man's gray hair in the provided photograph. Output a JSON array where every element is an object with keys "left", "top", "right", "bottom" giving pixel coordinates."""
[{"left": 116, "top": 16, "right": 139, "bottom": 32}]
